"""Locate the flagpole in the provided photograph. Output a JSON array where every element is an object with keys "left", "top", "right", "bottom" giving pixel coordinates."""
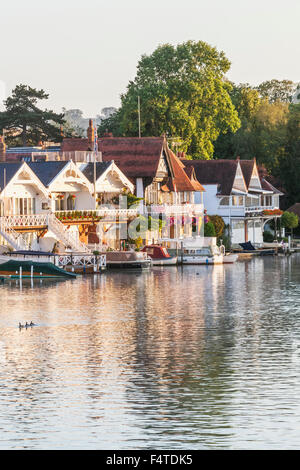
[{"left": 94, "top": 126, "right": 98, "bottom": 210}]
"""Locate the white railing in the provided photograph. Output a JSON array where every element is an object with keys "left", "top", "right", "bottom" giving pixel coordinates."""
[
  {"left": 47, "top": 213, "right": 91, "bottom": 253},
  {"left": 3, "top": 214, "right": 48, "bottom": 227},
  {"left": 56, "top": 254, "right": 106, "bottom": 268},
  {"left": 150, "top": 203, "right": 204, "bottom": 215},
  {"left": 0, "top": 217, "right": 29, "bottom": 250},
  {"left": 54, "top": 208, "right": 138, "bottom": 218},
  {"left": 217, "top": 205, "right": 280, "bottom": 216}
]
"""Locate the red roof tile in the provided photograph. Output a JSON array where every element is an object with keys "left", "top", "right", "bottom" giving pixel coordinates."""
[{"left": 61, "top": 136, "right": 199, "bottom": 192}]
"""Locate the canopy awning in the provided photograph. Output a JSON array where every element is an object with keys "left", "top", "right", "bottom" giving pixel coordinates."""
[{"left": 248, "top": 187, "right": 273, "bottom": 194}]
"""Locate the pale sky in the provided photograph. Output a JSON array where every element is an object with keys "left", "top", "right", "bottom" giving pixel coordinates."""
[{"left": 1, "top": 0, "right": 299, "bottom": 116}]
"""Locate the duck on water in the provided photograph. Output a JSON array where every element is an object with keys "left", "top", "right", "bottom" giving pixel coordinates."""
[{"left": 19, "top": 322, "right": 35, "bottom": 329}]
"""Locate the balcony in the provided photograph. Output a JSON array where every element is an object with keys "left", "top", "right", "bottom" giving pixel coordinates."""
[
  {"left": 217, "top": 205, "right": 281, "bottom": 218},
  {"left": 148, "top": 203, "right": 204, "bottom": 216}
]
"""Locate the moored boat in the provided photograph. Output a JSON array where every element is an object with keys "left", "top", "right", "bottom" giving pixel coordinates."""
[
  {"left": 0, "top": 258, "right": 76, "bottom": 279},
  {"left": 141, "top": 245, "right": 177, "bottom": 265},
  {"left": 222, "top": 253, "right": 239, "bottom": 264},
  {"left": 182, "top": 245, "right": 224, "bottom": 265},
  {"left": 103, "top": 251, "right": 152, "bottom": 270}
]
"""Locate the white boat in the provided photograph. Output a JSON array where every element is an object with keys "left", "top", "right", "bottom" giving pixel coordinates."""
[
  {"left": 223, "top": 253, "right": 239, "bottom": 264},
  {"left": 182, "top": 245, "right": 223, "bottom": 265},
  {"left": 159, "top": 236, "right": 237, "bottom": 265}
]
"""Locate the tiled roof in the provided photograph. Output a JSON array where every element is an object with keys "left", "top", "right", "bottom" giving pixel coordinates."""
[
  {"left": 287, "top": 203, "right": 300, "bottom": 218},
  {"left": 28, "top": 161, "right": 69, "bottom": 187},
  {"left": 183, "top": 166, "right": 205, "bottom": 191},
  {"left": 0, "top": 163, "right": 23, "bottom": 191},
  {"left": 61, "top": 138, "right": 90, "bottom": 152},
  {"left": 82, "top": 162, "right": 112, "bottom": 183},
  {"left": 165, "top": 150, "right": 198, "bottom": 192},
  {"left": 183, "top": 159, "right": 238, "bottom": 195},
  {"left": 101, "top": 137, "right": 164, "bottom": 179},
  {"left": 62, "top": 136, "right": 165, "bottom": 179},
  {"left": 261, "top": 178, "right": 284, "bottom": 195},
  {"left": 61, "top": 136, "right": 198, "bottom": 192}
]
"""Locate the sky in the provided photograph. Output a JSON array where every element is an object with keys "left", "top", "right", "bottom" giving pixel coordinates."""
[{"left": 0, "top": 0, "right": 299, "bottom": 116}]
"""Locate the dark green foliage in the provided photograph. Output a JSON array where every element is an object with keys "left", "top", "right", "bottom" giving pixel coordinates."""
[
  {"left": 263, "top": 231, "right": 274, "bottom": 242},
  {"left": 204, "top": 221, "right": 216, "bottom": 237},
  {"left": 98, "top": 41, "right": 240, "bottom": 158},
  {"left": 0, "top": 84, "right": 66, "bottom": 146}
]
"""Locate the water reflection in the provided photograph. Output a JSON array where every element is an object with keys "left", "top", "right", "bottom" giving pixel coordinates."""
[{"left": 1, "top": 256, "right": 300, "bottom": 448}]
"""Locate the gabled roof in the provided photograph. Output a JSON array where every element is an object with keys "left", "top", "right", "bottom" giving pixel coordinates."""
[
  {"left": 82, "top": 162, "right": 113, "bottom": 182},
  {"left": 0, "top": 163, "right": 23, "bottom": 191},
  {"left": 261, "top": 178, "right": 284, "bottom": 195},
  {"left": 183, "top": 165, "right": 205, "bottom": 191},
  {"left": 183, "top": 159, "right": 238, "bottom": 195},
  {"left": 61, "top": 136, "right": 201, "bottom": 192},
  {"left": 28, "top": 161, "right": 69, "bottom": 187},
  {"left": 164, "top": 150, "right": 198, "bottom": 192},
  {"left": 239, "top": 160, "right": 255, "bottom": 189}
]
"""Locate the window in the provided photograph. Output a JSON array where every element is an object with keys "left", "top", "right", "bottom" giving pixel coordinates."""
[
  {"left": 67, "top": 195, "right": 76, "bottom": 210},
  {"left": 15, "top": 198, "right": 36, "bottom": 215},
  {"left": 219, "top": 197, "right": 230, "bottom": 206}
]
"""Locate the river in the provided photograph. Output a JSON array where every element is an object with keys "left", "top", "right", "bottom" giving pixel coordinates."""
[{"left": 1, "top": 255, "right": 300, "bottom": 449}]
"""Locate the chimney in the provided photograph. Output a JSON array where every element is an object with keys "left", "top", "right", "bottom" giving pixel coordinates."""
[
  {"left": 87, "top": 119, "right": 95, "bottom": 150},
  {"left": 0, "top": 135, "right": 6, "bottom": 162}
]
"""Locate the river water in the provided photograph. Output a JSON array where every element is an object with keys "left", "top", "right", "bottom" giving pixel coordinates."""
[{"left": 1, "top": 255, "right": 300, "bottom": 449}]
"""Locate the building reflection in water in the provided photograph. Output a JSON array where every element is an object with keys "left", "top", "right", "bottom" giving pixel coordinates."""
[{"left": 1, "top": 256, "right": 300, "bottom": 448}]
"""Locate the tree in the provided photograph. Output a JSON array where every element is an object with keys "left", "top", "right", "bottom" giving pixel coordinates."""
[
  {"left": 214, "top": 91, "right": 289, "bottom": 169},
  {"left": 214, "top": 83, "right": 262, "bottom": 158},
  {"left": 256, "top": 80, "right": 295, "bottom": 103},
  {"left": 281, "top": 211, "right": 299, "bottom": 237},
  {"left": 98, "top": 41, "right": 240, "bottom": 158},
  {"left": 273, "top": 104, "right": 300, "bottom": 207},
  {"left": 0, "top": 84, "right": 66, "bottom": 146}
]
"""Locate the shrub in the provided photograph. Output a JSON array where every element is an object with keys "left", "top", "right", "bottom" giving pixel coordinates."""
[
  {"left": 208, "top": 215, "right": 225, "bottom": 238},
  {"left": 263, "top": 231, "right": 274, "bottom": 242},
  {"left": 204, "top": 221, "right": 216, "bottom": 237}
]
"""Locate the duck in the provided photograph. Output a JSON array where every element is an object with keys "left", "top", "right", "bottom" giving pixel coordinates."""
[
  {"left": 29, "top": 321, "right": 35, "bottom": 327},
  {"left": 19, "top": 322, "right": 24, "bottom": 329}
]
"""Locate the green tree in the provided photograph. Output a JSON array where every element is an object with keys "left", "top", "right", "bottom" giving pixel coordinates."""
[
  {"left": 214, "top": 83, "right": 262, "bottom": 158},
  {"left": 281, "top": 211, "right": 299, "bottom": 237},
  {"left": 274, "top": 104, "right": 300, "bottom": 207},
  {"left": 0, "top": 84, "right": 66, "bottom": 146},
  {"left": 98, "top": 41, "right": 240, "bottom": 158},
  {"left": 214, "top": 92, "right": 289, "bottom": 169},
  {"left": 256, "top": 80, "right": 295, "bottom": 103}
]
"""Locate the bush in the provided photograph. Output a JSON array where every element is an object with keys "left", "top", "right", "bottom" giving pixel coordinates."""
[
  {"left": 204, "top": 221, "right": 216, "bottom": 237},
  {"left": 209, "top": 215, "right": 225, "bottom": 238},
  {"left": 263, "top": 231, "right": 274, "bottom": 242}
]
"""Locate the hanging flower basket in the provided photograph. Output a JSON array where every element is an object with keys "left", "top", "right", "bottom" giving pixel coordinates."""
[
  {"left": 57, "top": 194, "right": 64, "bottom": 200},
  {"left": 263, "top": 209, "right": 283, "bottom": 216}
]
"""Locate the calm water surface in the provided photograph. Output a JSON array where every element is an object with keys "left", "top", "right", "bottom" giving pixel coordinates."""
[{"left": 1, "top": 255, "right": 300, "bottom": 449}]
